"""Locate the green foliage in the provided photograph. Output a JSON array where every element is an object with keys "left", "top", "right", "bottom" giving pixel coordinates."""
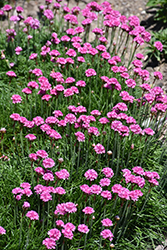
[
  {"left": 147, "top": 0, "right": 167, "bottom": 23},
  {"left": 145, "top": 29, "right": 167, "bottom": 62}
]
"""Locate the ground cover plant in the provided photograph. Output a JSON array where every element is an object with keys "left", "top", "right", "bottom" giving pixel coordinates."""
[
  {"left": 144, "top": 0, "right": 167, "bottom": 62},
  {"left": 0, "top": 0, "right": 167, "bottom": 249}
]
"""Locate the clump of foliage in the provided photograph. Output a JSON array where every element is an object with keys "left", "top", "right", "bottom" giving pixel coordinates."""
[{"left": 146, "top": 0, "right": 167, "bottom": 24}]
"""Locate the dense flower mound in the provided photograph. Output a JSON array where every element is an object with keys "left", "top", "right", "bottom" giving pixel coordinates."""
[{"left": 0, "top": 0, "right": 165, "bottom": 249}]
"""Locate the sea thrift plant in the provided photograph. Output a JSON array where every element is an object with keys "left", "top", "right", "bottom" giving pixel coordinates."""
[{"left": 0, "top": 1, "right": 166, "bottom": 250}]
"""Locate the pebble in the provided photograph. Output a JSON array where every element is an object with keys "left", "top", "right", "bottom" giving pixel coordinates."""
[{"left": 141, "top": 10, "right": 146, "bottom": 15}]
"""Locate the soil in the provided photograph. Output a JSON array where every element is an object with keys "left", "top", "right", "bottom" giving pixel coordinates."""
[{"left": 2, "top": 0, "right": 167, "bottom": 249}]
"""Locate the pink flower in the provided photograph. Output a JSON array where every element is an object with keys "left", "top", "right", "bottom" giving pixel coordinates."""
[
  {"left": 22, "top": 188, "right": 32, "bottom": 197},
  {"left": 77, "top": 57, "right": 85, "bottom": 63},
  {"left": 44, "top": 9, "right": 54, "bottom": 20},
  {"left": 132, "top": 166, "right": 144, "bottom": 175},
  {"left": 25, "top": 134, "right": 36, "bottom": 141},
  {"left": 42, "top": 238, "right": 56, "bottom": 249},
  {"left": 92, "top": 28, "right": 103, "bottom": 35},
  {"left": 75, "top": 131, "right": 85, "bottom": 142},
  {"left": 80, "top": 184, "right": 91, "bottom": 195},
  {"left": 26, "top": 210, "right": 39, "bottom": 220},
  {"left": 42, "top": 158, "right": 55, "bottom": 169},
  {"left": 99, "top": 178, "right": 111, "bottom": 187},
  {"left": 16, "top": 194, "right": 22, "bottom": 200},
  {"left": 102, "top": 167, "right": 114, "bottom": 178},
  {"left": 34, "top": 168, "right": 45, "bottom": 178},
  {"left": 90, "top": 184, "right": 102, "bottom": 195},
  {"left": 100, "top": 229, "right": 114, "bottom": 241},
  {"left": 3, "top": 4, "right": 12, "bottom": 12},
  {"left": 20, "top": 182, "right": 31, "bottom": 189},
  {"left": 15, "top": 46, "right": 22, "bottom": 55},
  {"left": 56, "top": 220, "right": 64, "bottom": 227},
  {"left": 118, "top": 187, "right": 130, "bottom": 200},
  {"left": 101, "top": 52, "right": 111, "bottom": 59},
  {"left": 27, "top": 81, "right": 39, "bottom": 89},
  {"left": 91, "top": 110, "right": 101, "bottom": 116},
  {"left": 144, "top": 171, "right": 160, "bottom": 180},
  {"left": 32, "top": 68, "right": 43, "bottom": 76},
  {"left": 0, "top": 10, "right": 4, "bottom": 16},
  {"left": 78, "top": 224, "right": 89, "bottom": 234},
  {"left": 129, "top": 190, "right": 143, "bottom": 201},
  {"left": 54, "top": 203, "right": 66, "bottom": 216},
  {"left": 85, "top": 68, "right": 96, "bottom": 77},
  {"left": 34, "top": 184, "right": 44, "bottom": 194},
  {"left": 149, "top": 178, "right": 159, "bottom": 186},
  {"left": 154, "top": 71, "right": 163, "bottom": 80},
  {"left": 94, "top": 143, "right": 105, "bottom": 154},
  {"left": 65, "top": 202, "right": 77, "bottom": 214},
  {"left": 126, "top": 116, "right": 136, "bottom": 124},
  {"left": 16, "top": 6, "right": 24, "bottom": 13},
  {"left": 125, "top": 79, "right": 136, "bottom": 88},
  {"left": 112, "top": 184, "right": 123, "bottom": 194},
  {"left": 23, "top": 201, "right": 30, "bottom": 209},
  {"left": 40, "top": 191, "right": 52, "bottom": 202},
  {"left": 82, "top": 206, "right": 95, "bottom": 215},
  {"left": 84, "top": 169, "right": 98, "bottom": 181},
  {"left": 53, "top": 110, "right": 63, "bottom": 118},
  {"left": 101, "top": 191, "right": 112, "bottom": 200},
  {"left": 135, "top": 53, "right": 144, "bottom": 59},
  {"left": 113, "top": 103, "right": 128, "bottom": 112},
  {"left": 43, "top": 173, "right": 54, "bottom": 182},
  {"left": 99, "top": 117, "right": 109, "bottom": 124},
  {"left": 66, "top": 49, "right": 76, "bottom": 57},
  {"left": 96, "top": 45, "right": 106, "bottom": 52},
  {"left": 11, "top": 95, "right": 22, "bottom": 104},
  {"left": 0, "top": 226, "right": 6, "bottom": 235},
  {"left": 62, "top": 229, "right": 73, "bottom": 240},
  {"left": 55, "top": 169, "right": 70, "bottom": 180},
  {"left": 29, "top": 153, "right": 38, "bottom": 161},
  {"left": 130, "top": 124, "right": 142, "bottom": 134},
  {"left": 101, "top": 218, "right": 113, "bottom": 227},
  {"left": 42, "top": 95, "right": 52, "bottom": 101},
  {"left": 64, "top": 113, "right": 76, "bottom": 124},
  {"left": 36, "top": 150, "right": 48, "bottom": 158},
  {"left": 88, "top": 127, "right": 100, "bottom": 136},
  {"left": 132, "top": 59, "right": 143, "bottom": 68},
  {"left": 154, "top": 41, "right": 163, "bottom": 52},
  {"left": 48, "top": 228, "right": 61, "bottom": 240},
  {"left": 142, "top": 128, "right": 155, "bottom": 136},
  {"left": 63, "top": 223, "right": 76, "bottom": 232},
  {"left": 22, "top": 88, "right": 32, "bottom": 95},
  {"left": 55, "top": 187, "right": 66, "bottom": 195}
]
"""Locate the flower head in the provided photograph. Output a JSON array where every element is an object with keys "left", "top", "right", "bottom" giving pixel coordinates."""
[
  {"left": 26, "top": 210, "right": 39, "bottom": 220},
  {"left": 0, "top": 226, "right": 6, "bottom": 235}
]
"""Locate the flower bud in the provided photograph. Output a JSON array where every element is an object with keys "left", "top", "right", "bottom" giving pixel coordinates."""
[
  {"left": 110, "top": 244, "right": 115, "bottom": 248},
  {"left": 115, "top": 215, "right": 120, "bottom": 221},
  {"left": 0, "top": 128, "right": 6, "bottom": 134},
  {"left": 107, "top": 150, "right": 112, "bottom": 155},
  {"left": 58, "top": 158, "right": 64, "bottom": 164}
]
